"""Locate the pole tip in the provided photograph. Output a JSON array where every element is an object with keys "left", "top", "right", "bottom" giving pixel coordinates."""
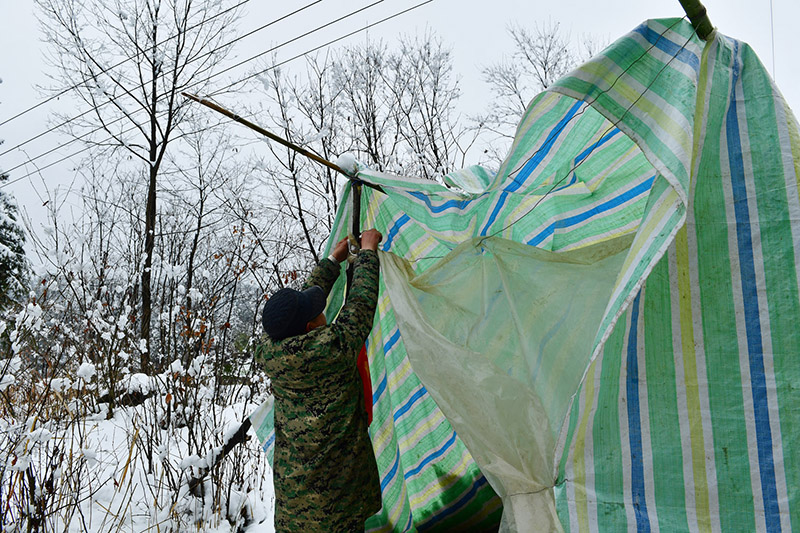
[{"left": 678, "top": 0, "right": 714, "bottom": 40}]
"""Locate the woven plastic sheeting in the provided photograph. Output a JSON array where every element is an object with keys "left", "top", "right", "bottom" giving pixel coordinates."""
[
  {"left": 552, "top": 22, "right": 800, "bottom": 533},
  {"left": 252, "top": 17, "right": 800, "bottom": 532},
  {"left": 379, "top": 236, "right": 632, "bottom": 531}
]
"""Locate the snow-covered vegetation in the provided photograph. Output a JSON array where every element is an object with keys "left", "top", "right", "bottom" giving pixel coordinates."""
[
  {"left": 0, "top": 348, "right": 274, "bottom": 531},
  {"left": 0, "top": 233, "right": 275, "bottom": 531}
]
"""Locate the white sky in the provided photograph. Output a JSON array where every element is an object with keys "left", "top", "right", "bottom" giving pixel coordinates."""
[{"left": 1, "top": 0, "right": 798, "bottom": 229}]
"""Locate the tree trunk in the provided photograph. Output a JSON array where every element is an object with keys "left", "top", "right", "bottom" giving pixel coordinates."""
[{"left": 141, "top": 163, "right": 156, "bottom": 372}]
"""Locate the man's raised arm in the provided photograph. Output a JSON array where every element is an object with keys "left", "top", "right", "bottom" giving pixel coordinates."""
[
  {"left": 332, "top": 229, "right": 382, "bottom": 352},
  {"left": 303, "top": 237, "right": 350, "bottom": 296}
]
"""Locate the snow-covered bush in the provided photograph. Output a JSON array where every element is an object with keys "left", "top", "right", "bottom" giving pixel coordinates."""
[{"left": 0, "top": 269, "right": 273, "bottom": 531}]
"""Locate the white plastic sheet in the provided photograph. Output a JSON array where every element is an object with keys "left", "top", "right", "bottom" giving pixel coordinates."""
[{"left": 380, "top": 235, "right": 632, "bottom": 531}]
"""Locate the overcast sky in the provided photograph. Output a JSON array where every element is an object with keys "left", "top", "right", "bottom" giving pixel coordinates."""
[{"left": 1, "top": 0, "right": 798, "bottom": 230}]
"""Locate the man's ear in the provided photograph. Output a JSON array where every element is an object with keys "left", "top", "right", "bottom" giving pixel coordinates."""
[{"left": 305, "top": 313, "right": 326, "bottom": 332}]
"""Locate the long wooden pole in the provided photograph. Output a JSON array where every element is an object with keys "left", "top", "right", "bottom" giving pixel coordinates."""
[
  {"left": 347, "top": 182, "right": 362, "bottom": 290},
  {"left": 182, "top": 93, "right": 385, "bottom": 196},
  {"left": 678, "top": 0, "right": 713, "bottom": 40},
  {"left": 182, "top": 92, "right": 347, "bottom": 175}
]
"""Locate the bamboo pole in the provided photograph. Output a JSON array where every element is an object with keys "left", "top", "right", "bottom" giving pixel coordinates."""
[
  {"left": 187, "top": 418, "right": 251, "bottom": 497},
  {"left": 182, "top": 92, "right": 347, "bottom": 175},
  {"left": 180, "top": 94, "right": 377, "bottom": 486},
  {"left": 678, "top": 0, "right": 714, "bottom": 40},
  {"left": 182, "top": 93, "right": 385, "bottom": 196}
]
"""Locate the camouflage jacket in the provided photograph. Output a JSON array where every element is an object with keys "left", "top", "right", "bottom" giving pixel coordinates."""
[{"left": 255, "top": 250, "right": 382, "bottom": 532}]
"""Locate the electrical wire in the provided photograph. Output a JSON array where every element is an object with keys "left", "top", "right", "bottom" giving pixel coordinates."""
[
  {"left": 206, "top": 0, "right": 434, "bottom": 97},
  {"left": 0, "top": 0, "right": 385, "bottom": 176},
  {"left": 769, "top": 0, "right": 776, "bottom": 79},
  {"left": 1, "top": 0, "right": 435, "bottom": 188},
  {"left": 180, "top": 0, "right": 392, "bottom": 100},
  {"left": 0, "top": 0, "right": 250, "bottom": 129},
  {"left": 0, "top": 0, "right": 333, "bottom": 175},
  {"left": 2, "top": 106, "right": 264, "bottom": 188},
  {"left": 0, "top": 0, "right": 323, "bottom": 160}
]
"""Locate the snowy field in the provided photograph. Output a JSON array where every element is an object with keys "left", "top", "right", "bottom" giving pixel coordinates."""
[{"left": 1, "top": 307, "right": 278, "bottom": 532}]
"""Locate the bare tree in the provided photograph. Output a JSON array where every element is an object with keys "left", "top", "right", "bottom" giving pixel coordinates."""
[
  {"left": 35, "top": 0, "right": 240, "bottom": 370},
  {"left": 248, "top": 32, "right": 477, "bottom": 276},
  {"left": 384, "top": 32, "right": 477, "bottom": 179},
  {"left": 477, "top": 21, "right": 605, "bottom": 165},
  {"left": 334, "top": 41, "right": 400, "bottom": 172}
]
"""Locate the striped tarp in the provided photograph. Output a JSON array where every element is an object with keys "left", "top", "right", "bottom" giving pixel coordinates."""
[
  {"left": 553, "top": 20, "right": 800, "bottom": 533},
  {"left": 251, "top": 17, "right": 800, "bottom": 531}
]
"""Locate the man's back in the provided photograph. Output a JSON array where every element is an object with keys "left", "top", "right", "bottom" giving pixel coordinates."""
[{"left": 256, "top": 248, "right": 382, "bottom": 531}]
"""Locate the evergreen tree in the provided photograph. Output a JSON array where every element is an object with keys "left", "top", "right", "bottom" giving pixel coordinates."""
[{"left": 0, "top": 173, "right": 27, "bottom": 309}]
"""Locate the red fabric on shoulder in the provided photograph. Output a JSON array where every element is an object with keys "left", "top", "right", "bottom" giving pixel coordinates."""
[{"left": 357, "top": 344, "right": 373, "bottom": 425}]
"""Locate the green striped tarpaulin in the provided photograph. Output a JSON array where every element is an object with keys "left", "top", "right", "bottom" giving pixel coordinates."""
[{"left": 251, "top": 17, "right": 800, "bottom": 531}]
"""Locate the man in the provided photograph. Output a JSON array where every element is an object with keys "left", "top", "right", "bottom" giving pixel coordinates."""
[{"left": 255, "top": 228, "right": 383, "bottom": 532}]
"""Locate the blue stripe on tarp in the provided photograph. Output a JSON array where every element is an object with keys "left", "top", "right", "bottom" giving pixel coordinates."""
[
  {"left": 404, "top": 510, "right": 414, "bottom": 532},
  {"left": 384, "top": 214, "right": 411, "bottom": 251},
  {"left": 626, "top": 292, "right": 651, "bottom": 532},
  {"left": 633, "top": 23, "right": 700, "bottom": 73},
  {"left": 508, "top": 99, "right": 585, "bottom": 191},
  {"left": 373, "top": 373, "right": 388, "bottom": 404},
  {"left": 408, "top": 190, "right": 474, "bottom": 213},
  {"left": 262, "top": 432, "right": 275, "bottom": 452},
  {"left": 374, "top": 329, "right": 401, "bottom": 403},
  {"left": 566, "top": 173, "right": 579, "bottom": 187},
  {"left": 573, "top": 128, "right": 622, "bottom": 165},
  {"left": 384, "top": 328, "right": 401, "bottom": 353},
  {"left": 480, "top": 191, "right": 510, "bottom": 236},
  {"left": 405, "top": 431, "right": 458, "bottom": 479},
  {"left": 526, "top": 175, "right": 655, "bottom": 246},
  {"left": 394, "top": 386, "right": 428, "bottom": 422},
  {"left": 381, "top": 448, "right": 402, "bottom": 491},
  {"left": 550, "top": 173, "right": 579, "bottom": 194},
  {"left": 726, "top": 42, "right": 781, "bottom": 532},
  {"left": 417, "top": 476, "right": 491, "bottom": 531}
]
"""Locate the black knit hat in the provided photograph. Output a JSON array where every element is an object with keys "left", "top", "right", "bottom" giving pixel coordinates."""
[{"left": 261, "top": 286, "right": 327, "bottom": 340}]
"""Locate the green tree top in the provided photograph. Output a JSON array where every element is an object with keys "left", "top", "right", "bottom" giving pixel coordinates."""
[{"left": 0, "top": 174, "right": 28, "bottom": 310}]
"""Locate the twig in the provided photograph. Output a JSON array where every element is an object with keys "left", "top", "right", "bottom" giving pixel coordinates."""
[{"left": 186, "top": 418, "right": 252, "bottom": 497}]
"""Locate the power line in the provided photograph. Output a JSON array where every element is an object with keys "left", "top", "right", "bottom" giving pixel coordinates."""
[
  {"left": 0, "top": 0, "right": 250, "bottom": 129},
  {"left": 207, "top": 0, "right": 435, "bottom": 97},
  {"left": 187, "top": 0, "right": 391, "bottom": 98},
  {"left": 0, "top": 0, "right": 324, "bottom": 160},
  {"left": 0, "top": 0, "right": 332, "bottom": 178},
  {"left": 769, "top": 0, "right": 776, "bottom": 79},
  {"left": 2, "top": 0, "right": 435, "bottom": 189},
  {"left": 2, "top": 107, "right": 263, "bottom": 189},
  {"left": 0, "top": 0, "right": 384, "bottom": 170}
]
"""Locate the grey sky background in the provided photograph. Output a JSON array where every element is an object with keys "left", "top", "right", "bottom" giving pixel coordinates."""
[{"left": 1, "top": 0, "right": 798, "bottom": 235}]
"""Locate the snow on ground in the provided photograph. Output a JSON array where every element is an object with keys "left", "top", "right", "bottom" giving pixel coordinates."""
[
  {"left": 84, "top": 404, "right": 272, "bottom": 532},
  {"left": 2, "top": 382, "right": 276, "bottom": 532}
]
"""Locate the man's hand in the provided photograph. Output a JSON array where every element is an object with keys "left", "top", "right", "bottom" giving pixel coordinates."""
[
  {"left": 331, "top": 237, "right": 349, "bottom": 263},
  {"left": 360, "top": 228, "right": 382, "bottom": 251}
]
